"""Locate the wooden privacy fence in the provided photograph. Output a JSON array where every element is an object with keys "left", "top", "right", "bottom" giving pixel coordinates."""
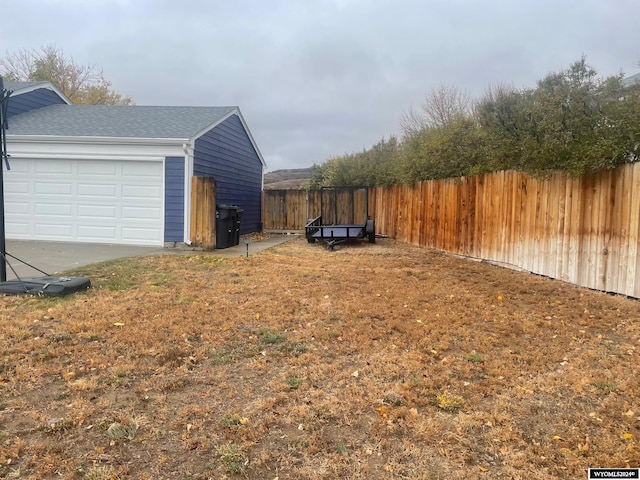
[
  {"left": 369, "top": 163, "right": 640, "bottom": 298},
  {"left": 263, "top": 190, "right": 308, "bottom": 231},
  {"left": 190, "top": 176, "right": 216, "bottom": 249},
  {"left": 263, "top": 187, "right": 369, "bottom": 230},
  {"left": 263, "top": 163, "right": 640, "bottom": 298}
]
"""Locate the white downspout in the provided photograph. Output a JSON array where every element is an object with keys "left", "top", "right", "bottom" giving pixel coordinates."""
[{"left": 183, "top": 142, "right": 195, "bottom": 245}]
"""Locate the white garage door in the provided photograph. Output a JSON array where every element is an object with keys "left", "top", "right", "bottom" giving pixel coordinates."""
[{"left": 4, "top": 158, "right": 164, "bottom": 246}]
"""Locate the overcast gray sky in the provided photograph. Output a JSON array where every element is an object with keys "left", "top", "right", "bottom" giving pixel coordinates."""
[{"left": 2, "top": 0, "right": 639, "bottom": 171}]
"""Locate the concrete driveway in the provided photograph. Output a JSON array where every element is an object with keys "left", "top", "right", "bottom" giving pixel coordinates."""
[
  {"left": 3, "top": 240, "right": 164, "bottom": 280},
  {"left": 3, "top": 236, "right": 296, "bottom": 280}
]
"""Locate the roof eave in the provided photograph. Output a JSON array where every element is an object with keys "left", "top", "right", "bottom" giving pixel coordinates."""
[
  {"left": 6, "top": 134, "right": 189, "bottom": 146},
  {"left": 9, "top": 81, "right": 73, "bottom": 105}
]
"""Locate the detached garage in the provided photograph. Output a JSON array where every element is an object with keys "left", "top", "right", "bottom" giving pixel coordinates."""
[{"left": 5, "top": 90, "right": 265, "bottom": 247}]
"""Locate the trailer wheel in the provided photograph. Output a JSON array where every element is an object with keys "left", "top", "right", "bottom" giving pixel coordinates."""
[
  {"left": 365, "top": 219, "right": 375, "bottom": 233},
  {"left": 307, "top": 237, "right": 316, "bottom": 244},
  {"left": 366, "top": 219, "right": 375, "bottom": 243}
]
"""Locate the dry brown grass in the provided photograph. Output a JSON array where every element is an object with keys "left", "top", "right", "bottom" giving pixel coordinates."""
[{"left": 0, "top": 237, "right": 639, "bottom": 479}]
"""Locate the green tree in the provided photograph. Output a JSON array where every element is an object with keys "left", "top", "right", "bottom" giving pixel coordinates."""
[
  {"left": 399, "top": 117, "right": 486, "bottom": 182},
  {"left": 311, "top": 57, "right": 640, "bottom": 188},
  {"left": 520, "top": 57, "right": 630, "bottom": 175},
  {"left": 1, "top": 44, "right": 132, "bottom": 105},
  {"left": 474, "top": 83, "right": 530, "bottom": 172},
  {"left": 309, "top": 137, "right": 401, "bottom": 188},
  {"left": 364, "top": 136, "right": 402, "bottom": 186}
]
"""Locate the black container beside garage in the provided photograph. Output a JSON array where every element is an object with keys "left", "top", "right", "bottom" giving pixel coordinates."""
[{"left": 216, "top": 205, "right": 242, "bottom": 249}]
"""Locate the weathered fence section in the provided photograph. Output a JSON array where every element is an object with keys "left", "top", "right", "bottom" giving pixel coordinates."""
[
  {"left": 190, "top": 176, "right": 216, "bottom": 248},
  {"left": 262, "top": 164, "right": 640, "bottom": 298},
  {"left": 369, "top": 164, "right": 640, "bottom": 298},
  {"left": 262, "top": 189, "right": 309, "bottom": 231},
  {"left": 310, "top": 187, "right": 368, "bottom": 224},
  {"left": 263, "top": 187, "right": 369, "bottom": 229}
]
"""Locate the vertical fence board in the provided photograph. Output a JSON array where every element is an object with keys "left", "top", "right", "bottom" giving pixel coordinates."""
[
  {"left": 450, "top": 180, "right": 461, "bottom": 253},
  {"left": 535, "top": 178, "right": 547, "bottom": 275},
  {"left": 412, "top": 182, "right": 421, "bottom": 245},
  {"left": 443, "top": 180, "right": 451, "bottom": 251},
  {"left": 510, "top": 172, "right": 523, "bottom": 268},
  {"left": 559, "top": 175, "right": 573, "bottom": 282},
  {"left": 627, "top": 163, "right": 640, "bottom": 297},
  {"left": 595, "top": 172, "right": 608, "bottom": 290},
  {"left": 516, "top": 175, "right": 528, "bottom": 270},
  {"left": 473, "top": 176, "right": 483, "bottom": 258},
  {"left": 582, "top": 175, "right": 597, "bottom": 289},
  {"left": 549, "top": 174, "right": 564, "bottom": 278},
  {"left": 521, "top": 175, "right": 534, "bottom": 272},
  {"left": 496, "top": 172, "right": 506, "bottom": 263},
  {"left": 603, "top": 170, "right": 618, "bottom": 292},
  {"left": 469, "top": 176, "right": 478, "bottom": 257},
  {"left": 458, "top": 177, "right": 468, "bottom": 255},
  {"left": 568, "top": 176, "right": 583, "bottom": 285},
  {"left": 418, "top": 181, "right": 427, "bottom": 247},
  {"left": 615, "top": 164, "right": 632, "bottom": 294},
  {"left": 423, "top": 181, "right": 432, "bottom": 248}
]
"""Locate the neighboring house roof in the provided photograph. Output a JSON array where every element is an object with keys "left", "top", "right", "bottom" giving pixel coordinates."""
[
  {"left": 4, "top": 81, "right": 72, "bottom": 104},
  {"left": 622, "top": 72, "right": 640, "bottom": 88}
]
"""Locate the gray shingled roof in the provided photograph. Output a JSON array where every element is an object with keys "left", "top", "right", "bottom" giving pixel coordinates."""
[
  {"left": 7, "top": 104, "right": 238, "bottom": 139},
  {"left": 622, "top": 72, "right": 640, "bottom": 88},
  {"left": 4, "top": 81, "right": 51, "bottom": 93}
]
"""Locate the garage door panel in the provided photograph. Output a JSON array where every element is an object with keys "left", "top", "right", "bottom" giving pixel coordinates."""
[
  {"left": 5, "top": 158, "right": 165, "bottom": 246},
  {"left": 6, "top": 181, "right": 30, "bottom": 194},
  {"left": 6, "top": 222, "right": 29, "bottom": 234},
  {"left": 78, "top": 204, "right": 117, "bottom": 218},
  {"left": 7, "top": 161, "right": 29, "bottom": 173},
  {"left": 6, "top": 201, "right": 30, "bottom": 214},
  {"left": 122, "top": 206, "right": 162, "bottom": 220},
  {"left": 77, "top": 225, "right": 117, "bottom": 240},
  {"left": 35, "top": 223, "right": 73, "bottom": 238},
  {"left": 4, "top": 181, "right": 30, "bottom": 194},
  {"left": 122, "top": 185, "right": 162, "bottom": 199},
  {"left": 35, "top": 203, "right": 73, "bottom": 216},
  {"left": 78, "top": 184, "right": 118, "bottom": 197},
  {"left": 122, "top": 227, "right": 162, "bottom": 241},
  {"left": 35, "top": 162, "right": 73, "bottom": 174},
  {"left": 78, "top": 162, "right": 117, "bottom": 175},
  {"left": 123, "top": 162, "right": 163, "bottom": 176},
  {"left": 35, "top": 182, "right": 73, "bottom": 195}
]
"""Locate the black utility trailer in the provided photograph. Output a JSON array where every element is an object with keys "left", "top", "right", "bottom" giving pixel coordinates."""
[
  {"left": 305, "top": 215, "right": 375, "bottom": 250},
  {"left": 304, "top": 186, "right": 375, "bottom": 250}
]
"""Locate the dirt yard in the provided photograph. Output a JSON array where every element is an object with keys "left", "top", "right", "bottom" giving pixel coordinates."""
[{"left": 0, "top": 236, "right": 639, "bottom": 479}]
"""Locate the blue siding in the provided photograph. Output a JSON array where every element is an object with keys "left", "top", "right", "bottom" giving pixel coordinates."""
[
  {"left": 193, "top": 114, "right": 263, "bottom": 234},
  {"left": 7, "top": 88, "right": 67, "bottom": 118},
  {"left": 164, "top": 156, "right": 185, "bottom": 242}
]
